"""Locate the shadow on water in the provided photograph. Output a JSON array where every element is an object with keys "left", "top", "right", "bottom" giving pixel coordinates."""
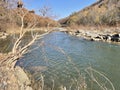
[{"left": 0, "top": 36, "right": 13, "bottom": 53}]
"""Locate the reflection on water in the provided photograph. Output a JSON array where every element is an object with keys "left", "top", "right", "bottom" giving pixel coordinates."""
[
  {"left": 7, "top": 32, "right": 120, "bottom": 89},
  {"left": 0, "top": 31, "right": 43, "bottom": 53},
  {"left": 0, "top": 36, "right": 13, "bottom": 53}
]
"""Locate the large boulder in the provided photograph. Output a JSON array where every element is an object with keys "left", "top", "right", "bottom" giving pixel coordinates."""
[
  {"left": 102, "top": 34, "right": 111, "bottom": 41},
  {"left": 15, "top": 66, "right": 33, "bottom": 90},
  {"left": 111, "top": 34, "right": 120, "bottom": 42}
]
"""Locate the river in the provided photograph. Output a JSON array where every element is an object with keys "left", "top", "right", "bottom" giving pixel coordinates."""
[{"left": 1, "top": 31, "right": 120, "bottom": 90}]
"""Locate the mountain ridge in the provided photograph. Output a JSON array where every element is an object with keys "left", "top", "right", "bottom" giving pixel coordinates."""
[{"left": 59, "top": 0, "right": 120, "bottom": 27}]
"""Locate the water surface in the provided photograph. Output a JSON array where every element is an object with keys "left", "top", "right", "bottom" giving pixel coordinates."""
[{"left": 1, "top": 32, "right": 120, "bottom": 89}]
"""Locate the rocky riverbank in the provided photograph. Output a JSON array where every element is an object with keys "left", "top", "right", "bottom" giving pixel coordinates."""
[
  {"left": 65, "top": 28, "right": 120, "bottom": 43},
  {"left": 0, "top": 65, "right": 33, "bottom": 90},
  {"left": 0, "top": 64, "right": 46, "bottom": 90},
  {"left": 0, "top": 53, "right": 33, "bottom": 90}
]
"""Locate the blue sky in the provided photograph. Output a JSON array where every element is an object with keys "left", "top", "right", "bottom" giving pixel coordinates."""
[{"left": 23, "top": 0, "right": 97, "bottom": 19}]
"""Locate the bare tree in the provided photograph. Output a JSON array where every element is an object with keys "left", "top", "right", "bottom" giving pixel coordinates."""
[
  {"left": 0, "top": 8, "right": 50, "bottom": 68},
  {"left": 39, "top": 5, "right": 58, "bottom": 30},
  {"left": 39, "top": 5, "right": 52, "bottom": 17},
  {"left": 39, "top": 5, "right": 58, "bottom": 19}
]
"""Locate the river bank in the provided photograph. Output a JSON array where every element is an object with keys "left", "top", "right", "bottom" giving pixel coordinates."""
[
  {"left": 0, "top": 52, "right": 33, "bottom": 90},
  {"left": 64, "top": 27, "right": 120, "bottom": 44},
  {"left": 0, "top": 27, "right": 53, "bottom": 40},
  {"left": 1, "top": 26, "right": 120, "bottom": 44}
]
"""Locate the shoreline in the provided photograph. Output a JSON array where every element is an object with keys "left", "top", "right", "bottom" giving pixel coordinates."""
[
  {"left": 0, "top": 26, "right": 120, "bottom": 44},
  {"left": 63, "top": 27, "right": 120, "bottom": 44},
  {"left": 0, "top": 27, "right": 52, "bottom": 39}
]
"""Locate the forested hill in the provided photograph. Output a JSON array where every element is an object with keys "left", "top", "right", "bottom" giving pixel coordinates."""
[{"left": 59, "top": 0, "right": 120, "bottom": 27}]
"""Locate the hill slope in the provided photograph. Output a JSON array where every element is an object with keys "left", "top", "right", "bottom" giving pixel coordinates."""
[
  {"left": 0, "top": 1, "right": 58, "bottom": 32},
  {"left": 13, "top": 8, "right": 58, "bottom": 28},
  {"left": 59, "top": 0, "right": 120, "bottom": 26}
]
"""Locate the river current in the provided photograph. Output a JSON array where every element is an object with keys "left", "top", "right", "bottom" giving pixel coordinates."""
[{"left": 1, "top": 32, "right": 120, "bottom": 89}]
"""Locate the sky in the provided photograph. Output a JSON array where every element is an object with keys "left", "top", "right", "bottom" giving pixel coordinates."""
[{"left": 23, "top": 0, "right": 97, "bottom": 20}]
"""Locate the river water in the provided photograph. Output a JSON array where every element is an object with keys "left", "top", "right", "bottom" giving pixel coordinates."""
[{"left": 1, "top": 32, "right": 120, "bottom": 89}]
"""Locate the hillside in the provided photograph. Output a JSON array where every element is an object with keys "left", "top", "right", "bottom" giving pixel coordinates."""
[
  {"left": 0, "top": 1, "right": 58, "bottom": 32},
  {"left": 13, "top": 8, "right": 59, "bottom": 28},
  {"left": 59, "top": 0, "right": 120, "bottom": 27}
]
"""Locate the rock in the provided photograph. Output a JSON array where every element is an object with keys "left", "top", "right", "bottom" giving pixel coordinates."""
[
  {"left": 66, "top": 28, "right": 120, "bottom": 43},
  {"left": 112, "top": 34, "right": 120, "bottom": 37},
  {"left": 95, "top": 36, "right": 101, "bottom": 39},
  {"left": 75, "top": 30, "right": 80, "bottom": 35},
  {"left": 75, "top": 30, "right": 80, "bottom": 33},
  {"left": 26, "top": 86, "right": 33, "bottom": 90},
  {"left": 107, "top": 36, "right": 112, "bottom": 41},
  {"left": 102, "top": 35, "right": 108, "bottom": 40},
  {"left": 111, "top": 34, "right": 120, "bottom": 42},
  {"left": 102, "top": 34, "right": 111, "bottom": 41},
  {"left": 68, "top": 32, "right": 73, "bottom": 35},
  {"left": 15, "top": 66, "right": 32, "bottom": 90},
  {"left": 0, "top": 32, "right": 8, "bottom": 39},
  {"left": 90, "top": 38, "right": 94, "bottom": 41},
  {"left": 15, "top": 66, "right": 31, "bottom": 86},
  {"left": 92, "top": 37, "right": 101, "bottom": 41},
  {"left": 0, "top": 35, "right": 7, "bottom": 39},
  {"left": 0, "top": 66, "right": 19, "bottom": 90}
]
